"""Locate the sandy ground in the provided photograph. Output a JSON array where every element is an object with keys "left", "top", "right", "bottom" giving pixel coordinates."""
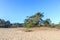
[{"left": 0, "top": 27, "right": 60, "bottom": 40}]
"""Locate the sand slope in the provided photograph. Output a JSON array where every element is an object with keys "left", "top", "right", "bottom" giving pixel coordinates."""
[{"left": 0, "top": 28, "right": 60, "bottom": 40}]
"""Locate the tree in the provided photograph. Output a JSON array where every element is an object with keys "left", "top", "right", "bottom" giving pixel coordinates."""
[
  {"left": 0, "top": 19, "right": 6, "bottom": 28},
  {"left": 11, "top": 23, "right": 20, "bottom": 28},
  {"left": 24, "top": 12, "right": 44, "bottom": 28},
  {"left": 0, "top": 19, "right": 11, "bottom": 28},
  {"left": 43, "top": 19, "right": 51, "bottom": 26},
  {"left": 5, "top": 21, "right": 11, "bottom": 28}
]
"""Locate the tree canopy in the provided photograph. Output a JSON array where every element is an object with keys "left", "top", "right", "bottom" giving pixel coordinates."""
[{"left": 24, "top": 12, "right": 44, "bottom": 28}]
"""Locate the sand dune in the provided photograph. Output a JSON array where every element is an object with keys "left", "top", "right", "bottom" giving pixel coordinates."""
[{"left": 0, "top": 28, "right": 60, "bottom": 40}]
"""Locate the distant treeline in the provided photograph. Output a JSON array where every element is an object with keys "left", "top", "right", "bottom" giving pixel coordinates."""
[
  {"left": 0, "top": 19, "right": 23, "bottom": 28},
  {"left": 0, "top": 12, "right": 60, "bottom": 28}
]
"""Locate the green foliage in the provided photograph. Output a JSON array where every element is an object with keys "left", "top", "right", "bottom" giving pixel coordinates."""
[
  {"left": 43, "top": 19, "right": 51, "bottom": 27},
  {"left": 55, "top": 22, "right": 60, "bottom": 28},
  {"left": 0, "top": 19, "right": 23, "bottom": 28},
  {"left": 50, "top": 23, "right": 55, "bottom": 28},
  {"left": 11, "top": 23, "right": 23, "bottom": 28},
  {"left": 24, "top": 12, "right": 44, "bottom": 28},
  {"left": 0, "top": 19, "right": 11, "bottom": 28},
  {"left": 0, "top": 12, "right": 58, "bottom": 28},
  {"left": 11, "top": 23, "right": 18, "bottom": 28},
  {"left": 24, "top": 19, "right": 32, "bottom": 28}
]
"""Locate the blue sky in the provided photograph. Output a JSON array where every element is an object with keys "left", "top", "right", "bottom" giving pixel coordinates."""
[{"left": 0, "top": 0, "right": 60, "bottom": 24}]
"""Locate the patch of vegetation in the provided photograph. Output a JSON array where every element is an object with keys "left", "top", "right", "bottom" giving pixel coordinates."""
[{"left": 0, "top": 12, "right": 60, "bottom": 29}]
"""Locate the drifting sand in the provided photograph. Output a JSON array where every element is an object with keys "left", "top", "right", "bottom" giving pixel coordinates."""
[{"left": 0, "top": 27, "right": 60, "bottom": 40}]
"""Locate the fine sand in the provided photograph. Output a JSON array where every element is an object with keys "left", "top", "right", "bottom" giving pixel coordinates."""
[{"left": 0, "top": 27, "right": 60, "bottom": 40}]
